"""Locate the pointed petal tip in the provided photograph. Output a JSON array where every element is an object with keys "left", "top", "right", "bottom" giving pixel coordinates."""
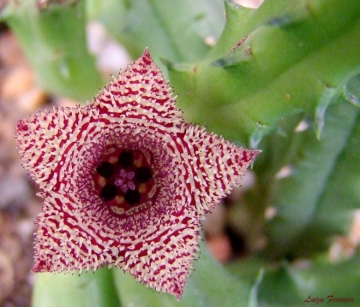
[
  {"left": 141, "top": 47, "right": 153, "bottom": 63},
  {"left": 170, "top": 282, "right": 185, "bottom": 300},
  {"left": 15, "top": 118, "right": 30, "bottom": 139},
  {"left": 32, "top": 255, "right": 54, "bottom": 273},
  {"left": 248, "top": 149, "right": 261, "bottom": 169},
  {"left": 244, "top": 148, "right": 261, "bottom": 163},
  {"left": 15, "top": 118, "right": 27, "bottom": 130},
  {"left": 251, "top": 149, "right": 262, "bottom": 157},
  {"left": 31, "top": 262, "right": 42, "bottom": 273}
]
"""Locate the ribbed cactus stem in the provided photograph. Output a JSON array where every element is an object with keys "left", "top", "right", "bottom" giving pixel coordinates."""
[{"left": 167, "top": 0, "right": 360, "bottom": 146}]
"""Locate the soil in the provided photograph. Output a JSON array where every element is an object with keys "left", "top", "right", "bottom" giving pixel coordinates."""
[{"left": 0, "top": 28, "right": 43, "bottom": 307}]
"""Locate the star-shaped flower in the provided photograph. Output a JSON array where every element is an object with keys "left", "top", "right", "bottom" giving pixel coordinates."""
[{"left": 15, "top": 49, "right": 259, "bottom": 299}]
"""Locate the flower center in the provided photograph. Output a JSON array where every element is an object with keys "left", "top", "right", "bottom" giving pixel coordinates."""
[{"left": 94, "top": 149, "right": 156, "bottom": 215}]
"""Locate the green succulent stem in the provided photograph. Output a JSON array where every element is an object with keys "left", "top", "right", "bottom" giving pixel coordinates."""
[
  {"left": 32, "top": 269, "right": 121, "bottom": 307},
  {"left": 2, "top": 0, "right": 103, "bottom": 101},
  {"left": 168, "top": 0, "right": 360, "bottom": 146}
]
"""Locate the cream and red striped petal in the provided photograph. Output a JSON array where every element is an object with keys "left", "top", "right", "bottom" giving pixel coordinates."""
[
  {"left": 93, "top": 48, "right": 184, "bottom": 134},
  {"left": 180, "top": 124, "right": 260, "bottom": 216},
  {"left": 33, "top": 191, "right": 199, "bottom": 299},
  {"left": 15, "top": 105, "right": 100, "bottom": 192}
]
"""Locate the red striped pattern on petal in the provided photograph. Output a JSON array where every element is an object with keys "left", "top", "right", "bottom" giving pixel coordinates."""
[
  {"left": 93, "top": 48, "right": 184, "bottom": 133},
  {"left": 33, "top": 192, "right": 200, "bottom": 299},
  {"left": 181, "top": 124, "right": 260, "bottom": 215},
  {"left": 15, "top": 106, "right": 100, "bottom": 192}
]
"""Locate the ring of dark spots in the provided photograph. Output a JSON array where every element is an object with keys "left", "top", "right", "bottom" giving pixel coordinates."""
[
  {"left": 100, "top": 184, "right": 117, "bottom": 201},
  {"left": 118, "top": 151, "right": 133, "bottom": 168},
  {"left": 96, "top": 162, "right": 114, "bottom": 178},
  {"left": 96, "top": 150, "right": 155, "bottom": 206},
  {"left": 135, "top": 167, "right": 152, "bottom": 183},
  {"left": 124, "top": 189, "right": 141, "bottom": 205}
]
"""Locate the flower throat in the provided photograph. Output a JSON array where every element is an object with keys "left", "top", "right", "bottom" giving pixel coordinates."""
[{"left": 94, "top": 149, "right": 156, "bottom": 214}]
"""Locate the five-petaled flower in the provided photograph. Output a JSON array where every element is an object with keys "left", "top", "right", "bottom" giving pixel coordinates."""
[{"left": 15, "top": 49, "right": 259, "bottom": 299}]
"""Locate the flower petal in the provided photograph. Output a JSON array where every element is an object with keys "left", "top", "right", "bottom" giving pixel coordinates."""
[
  {"left": 147, "top": 120, "right": 260, "bottom": 217},
  {"left": 180, "top": 124, "right": 260, "bottom": 216},
  {"left": 15, "top": 106, "right": 100, "bottom": 192},
  {"left": 93, "top": 48, "right": 184, "bottom": 133},
  {"left": 33, "top": 190, "right": 200, "bottom": 299}
]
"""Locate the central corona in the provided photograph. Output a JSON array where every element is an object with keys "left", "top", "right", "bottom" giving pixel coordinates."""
[{"left": 94, "top": 148, "right": 156, "bottom": 215}]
